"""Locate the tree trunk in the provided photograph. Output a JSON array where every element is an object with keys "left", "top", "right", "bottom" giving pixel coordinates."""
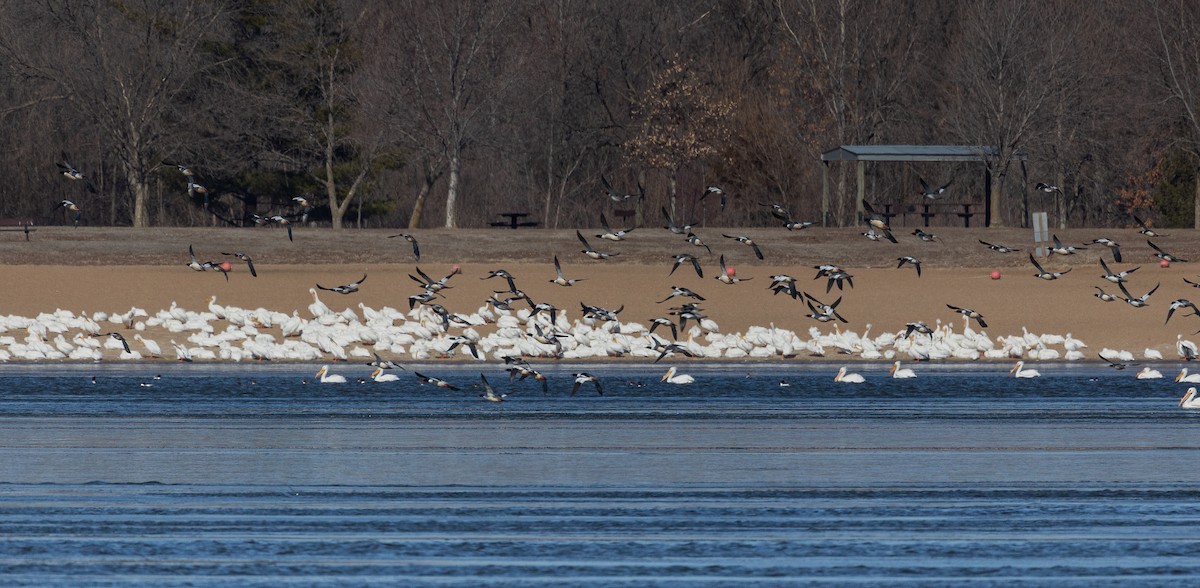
[
  {"left": 1194, "top": 164, "right": 1200, "bottom": 229},
  {"left": 668, "top": 169, "right": 678, "bottom": 219},
  {"left": 445, "top": 151, "right": 461, "bottom": 228},
  {"left": 989, "top": 171, "right": 1006, "bottom": 228},
  {"left": 129, "top": 168, "right": 150, "bottom": 228}
]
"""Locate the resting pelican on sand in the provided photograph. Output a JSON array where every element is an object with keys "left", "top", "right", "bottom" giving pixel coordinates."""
[
  {"left": 315, "top": 365, "right": 347, "bottom": 383},
  {"left": 1176, "top": 369, "right": 1200, "bottom": 383},
  {"left": 1180, "top": 388, "right": 1200, "bottom": 408},
  {"left": 370, "top": 367, "right": 401, "bottom": 382},
  {"left": 1009, "top": 361, "right": 1041, "bottom": 378},
  {"left": 1135, "top": 367, "right": 1163, "bottom": 380},
  {"left": 661, "top": 366, "right": 695, "bottom": 384},
  {"left": 834, "top": 367, "right": 865, "bottom": 383},
  {"left": 889, "top": 361, "right": 916, "bottom": 379}
]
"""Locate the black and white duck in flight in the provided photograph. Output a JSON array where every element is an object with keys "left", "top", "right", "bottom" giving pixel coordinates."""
[
  {"left": 1134, "top": 215, "right": 1166, "bottom": 237},
  {"left": 1167, "top": 299, "right": 1199, "bottom": 324},
  {"left": 947, "top": 304, "right": 987, "bottom": 327},
  {"left": 571, "top": 372, "right": 604, "bottom": 395},
  {"left": 596, "top": 213, "right": 635, "bottom": 241},
  {"left": 1050, "top": 235, "right": 1085, "bottom": 255},
  {"left": 414, "top": 371, "right": 460, "bottom": 391},
  {"left": 805, "top": 293, "right": 847, "bottom": 323},
  {"left": 387, "top": 233, "right": 420, "bottom": 260},
  {"left": 316, "top": 274, "right": 367, "bottom": 294},
  {"left": 722, "top": 234, "right": 763, "bottom": 260},
  {"left": 268, "top": 215, "right": 293, "bottom": 242},
  {"left": 979, "top": 240, "right": 1020, "bottom": 253},
  {"left": 658, "top": 286, "right": 705, "bottom": 303},
  {"left": 670, "top": 253, "right": 703, "bottom": 278},
  {"left": 52, "top": 199, "right": 82, "bottom": 227},
  {"left": 600, "top": 174, "right": 644, "bottom": 202},
  {"left": 760, "top": 202, "right": 791, "bottom": 222},
  {"left": 715, "top": 255, "right": 751, "bottom": 284},
  {"left": 577, "top": 230, "right": 618, "bottom": 259},
  {"left": 1029, "top": 254, "right": 1069, "bottom": 280},
  {"left": 186, "top": 245, "right": 206, "bottom": 272},
  {"left": 445, "top": 336, "right": 480, "bottom": 359},
  {"left": 1149, "top": 240, "right": 1187, "bottom": 263},
  {"left": 1100, "top": 258, "right": 1139, "bottom": 283},
  {"left": 904, "top": 321, "right": 934, "bottom": 338},
  {"left": 912, "top": 229, "right": 940, "bottom": 243},
  {"left": 699, "top": 186, "right": 726, "bottom": 210},
  {"left": 478, "top": 374, "right": 506, "bottom": 402},
  {"left": 1035, "top": 182, "right": 1062, "bottom": 194},
  {"left": 1117, "top": 282, "right": 1160, "bottom": 308},
  {"left": 685, "top": 232, "right": 712, "bottom": 254},
  {"left": 482, "top": 268, "right": 518, "bottom": 293},
  {"left": 918, "top": 176, "right": 952, "bottom": 199},
  {"left": 861, "top": 200, "right": 898, "bottom": 243},
  {"left": 661, "top": 207, "right": 694, "bottom": 235},
  {"left": 57, "top": 153, "right": 97, "bottom": 193},
  {"left": 1094, "top": 286, "right": 1119, "bottom": 302},
  {"left": 550, "top": 255, "right": 583, "bottom": 286},
  {"left": 649, "top": 317, "right": 678, "bottom": 340},
  {"left": 220, "top": 251, "right": 257, "bottom": 277},
  {"left": 897, "top": 256, "right": 922, "bottom": 277},
  {"left": 1090, "top": 238, "right": 1122, "bottom": 262},
  {"left": 102, "top": 332, "right": 131, "bottom": 354}
]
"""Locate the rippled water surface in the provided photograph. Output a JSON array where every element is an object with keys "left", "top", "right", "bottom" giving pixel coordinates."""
[{"left": 2, "top": 362, "right": 1199, "bottom": 586}]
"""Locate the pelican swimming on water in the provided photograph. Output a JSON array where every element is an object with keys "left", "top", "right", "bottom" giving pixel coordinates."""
[
  {"left": 834, "top": 366, "right": 865, "bottom": 383},
  {"left": 1009, "top": 361, "right": 1041, "bottom": 378},
  {"left": 370, "top": 367, "right": 401, "bottom": 382},
  {"left": 1176, "top": 369, "right": 1200, "bottom": 383},
  {"left": 315, "top": 365, "right": 347, "bottom": 383},
  {"left": 1180, "top": 387, "right": 1200, "bottom": 408},
  {"left": 1135, "top": 367, "right": 1163, "bottom": 380},
  {"left": 661, "top": 366, "right": 695, "bottom": 384},
  {"left": 889, "top": 361, "right": 916, "bottom": 379}
]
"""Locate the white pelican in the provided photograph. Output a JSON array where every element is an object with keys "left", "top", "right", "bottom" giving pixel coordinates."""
[
  {"left": 1136, "top": 367, "right": 1163, "bottom": 380},
  {"left": 660, "top": 366, "right": 695, "bottom": 384},
  {"left": 314, "top": 365, "right": 347, "bottom": 383},
  {"left": 834, "top": 366, "right": 865, "bottom": 383},
  {"left": 370, "top": 367, "right": 401, "bottom": 382},
  {"left": 889, "top": 361, "right": 916, "bottom": 379},
  {"left": 1181, "top": 387, "right": 1200, "bottom": 409},
  {"left": 1009, "top": 361, "right": 1041, "bottom": 378},
  {"left": 1176, "top": 369, "right": 1200, "bottom": 383}
]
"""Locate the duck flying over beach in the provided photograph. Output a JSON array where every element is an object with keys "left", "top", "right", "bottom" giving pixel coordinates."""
[
  {"left": 715, "top": 255, "right": 751, "bottom": 285},
  {"left": 600, "top": 174, "right": 644, "bottom": 202},
  {"left": 767, "top": 274, "right": 800, "bottom": 299},
  {"left": 268, "top": 215, "right": 293, "bottom": 242},
  {"left": 414, "top": 371, "right": 460, "bottom": 391},
  {"left": 860, "top": 201, "right": 898, "bottom": 242},
  {"left": 806, "top": 293, "right": 848, "bottom": 323},
  {"left": 652, "top": 338, "right": 695, "bottom": 363},
  {"left": 1167, "top": 299, "right": 1199, "bottom": 324},
  {"left": 445, "top": 335, "right": 480, "bottom": 359},
  {"left": 367, "top": 352, "right": 404, "bottom": 371},
  {"left": 760, "top": 202, "right": 791, "bottom": 222},
  {"left": 649, "top": 317, "right": 678, "bottom": 340},
  {"left": 1134, "top": 215, "right": 1166, "bottom": 237},
  {"left": 1184, "top": 278, "right": 1200, "bottom": 289},
  {"left": 577, "top": 230, "right": 618, "bottom": 259},
  {"left": 912, "top": 229, "right": 940, "bottom": 243},
  {"left": 785, "top": 220, "right": 815, "bottom": 231},
  {"left": 685, "top": 232, "right": 712, "bottom": 254},
  {"left": 571, "top": 372, "right": 604, "bottom": 395},
  {"left": 658, "top": 286, "right": 705, "bottom": 303},
  {"left": 919, "top": 176, "right": 952, "bottom": 199},
  {"left": 482, "top": 269, "right": 518, "bottom": 293},
  {"left": 596, "top": 213, "right": 634, "bottom": 241},
  {"left": 220, "top": 251, "right": 257, "bottom": 277},
  {"left": 1050, "top": 235, "right": 1085, "bottom": 255},
  {"left": 904, "top": 321, "right": 934, "bottom": 338},
  {"left": 1100, "top": 353, "right": 1132, "bottom": 369},
  {"left": 661, "top": 366, "right": 695, "bottom": 384},
  {"left": 186, "top": 245, "right": 206, "bottom": 272},
  {"left": 670, "top": 253, "right": 703, "bottom": 278},
  {"left": 102, "top": 332, "right": 131, "bottom": 354},
  {"left": 1030, "top": 254, "right": 1070, "bottom": 280},
  {"left": 314, "top": 365, "right": 347, "bottom": 383},
  {"left": 1100, "top": 258, "right": 1139, "bottom": 283},
  {"left": 1117, "top": 282, "right": 1160, "bottom": 307},
  {"left": 1009, "top": 361, "right": 1040, "bottom": 378},
  {"left": 1094, "top": 287, "right": 1119, "bottom": 302},
  {"left": 1180, "top": 388, "right": 1200, "bottom": 409},
  {"left": 947, "top": 304, "right": 987, "bottom": 327},
  {"left": 897, "top": 256, "right": 922, "bottom": 277},
  {"left": 979, "top": 240, "right": 1020, "bottom": 253},
  {"left": 1090, "top": 238, "right": 1122, "bottom": 262},
  {"left": 1148, "top": 240, "right": 1187, "bottom": 263},
  {"left": 386, "top": 233, "right": 420, "bottom": 260},
  {"left": 550, "top": 255, "right": 583, "bottom": 286},
  {"left": 834, "top": 366, "right": 865, "bottom": 383},
  {"left": 316, "top": 274, "right": 367, "bottom": 294},
  {"left": 52, "top": 199, "right": 83, "bottom": 227},
  {"left": 722, "top": 234, "right": 763, "bottom": 259},
  {"left": 823, "top": 270, "right": 854, "bottom": 293}
]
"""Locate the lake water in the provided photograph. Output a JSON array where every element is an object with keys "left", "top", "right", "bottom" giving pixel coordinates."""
[{"left": 2, "top": 362, "right": 1199, "bottom": 586}]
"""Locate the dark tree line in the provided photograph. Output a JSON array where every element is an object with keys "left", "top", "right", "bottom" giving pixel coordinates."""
[{"left": 0, "top": 0, "right": 1196, "bottom": 230}]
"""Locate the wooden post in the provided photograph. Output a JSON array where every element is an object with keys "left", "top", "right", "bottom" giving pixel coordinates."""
[
  {"left": 855, "top": 161, "right": 866, "bottom": 225},
  {"left": 984, "top": 166, "right": 992, "bottom": 228},
  {"left": 821, "top": 162, "right": 830, "bottom": 227}
]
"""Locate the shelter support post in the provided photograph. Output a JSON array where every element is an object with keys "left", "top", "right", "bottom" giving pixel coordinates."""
[
  {"left": 984, "top": 167, "right": 992, "bottom": 228},
  {"left": 855, "top": 161, "right": 865, "bottom": 225},
  {"left": 821, "top": 162, "right": 830, "bottom": 227}
]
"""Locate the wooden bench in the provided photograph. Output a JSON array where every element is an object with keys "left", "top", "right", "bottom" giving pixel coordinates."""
[
  {"left": 914, "top": 203, "right": 977, "bottom": 227},
  {"left": 490, "top": 212, "right": 539, "bottom": 229},
  {"left": 0, "top": 218, "right": 36, "bottom": 241}
]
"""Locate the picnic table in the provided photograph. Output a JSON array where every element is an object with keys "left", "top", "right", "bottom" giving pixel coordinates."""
[
  {"left": 490, "top": 212, "right": 539, "bottom": 229},
  {"left": 0, "top": 218, "right": 36, "bottom": 241}
]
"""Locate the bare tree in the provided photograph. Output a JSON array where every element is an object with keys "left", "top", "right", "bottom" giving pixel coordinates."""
[
  {"left": 0, "top": 1, "right": 225, "bottom": 227},
  {"left": 1144, "top": 0, "right": 1200, "bottom": 228}
]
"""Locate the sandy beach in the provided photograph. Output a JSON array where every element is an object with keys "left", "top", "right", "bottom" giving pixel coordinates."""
[{"left": 2, "top": 225, "right": 1199, "bottom": 361}]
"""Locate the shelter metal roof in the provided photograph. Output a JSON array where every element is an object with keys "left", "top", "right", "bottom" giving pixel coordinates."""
[{"left": 821, "top": 145, "right": 1013, "bottom": 162}]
